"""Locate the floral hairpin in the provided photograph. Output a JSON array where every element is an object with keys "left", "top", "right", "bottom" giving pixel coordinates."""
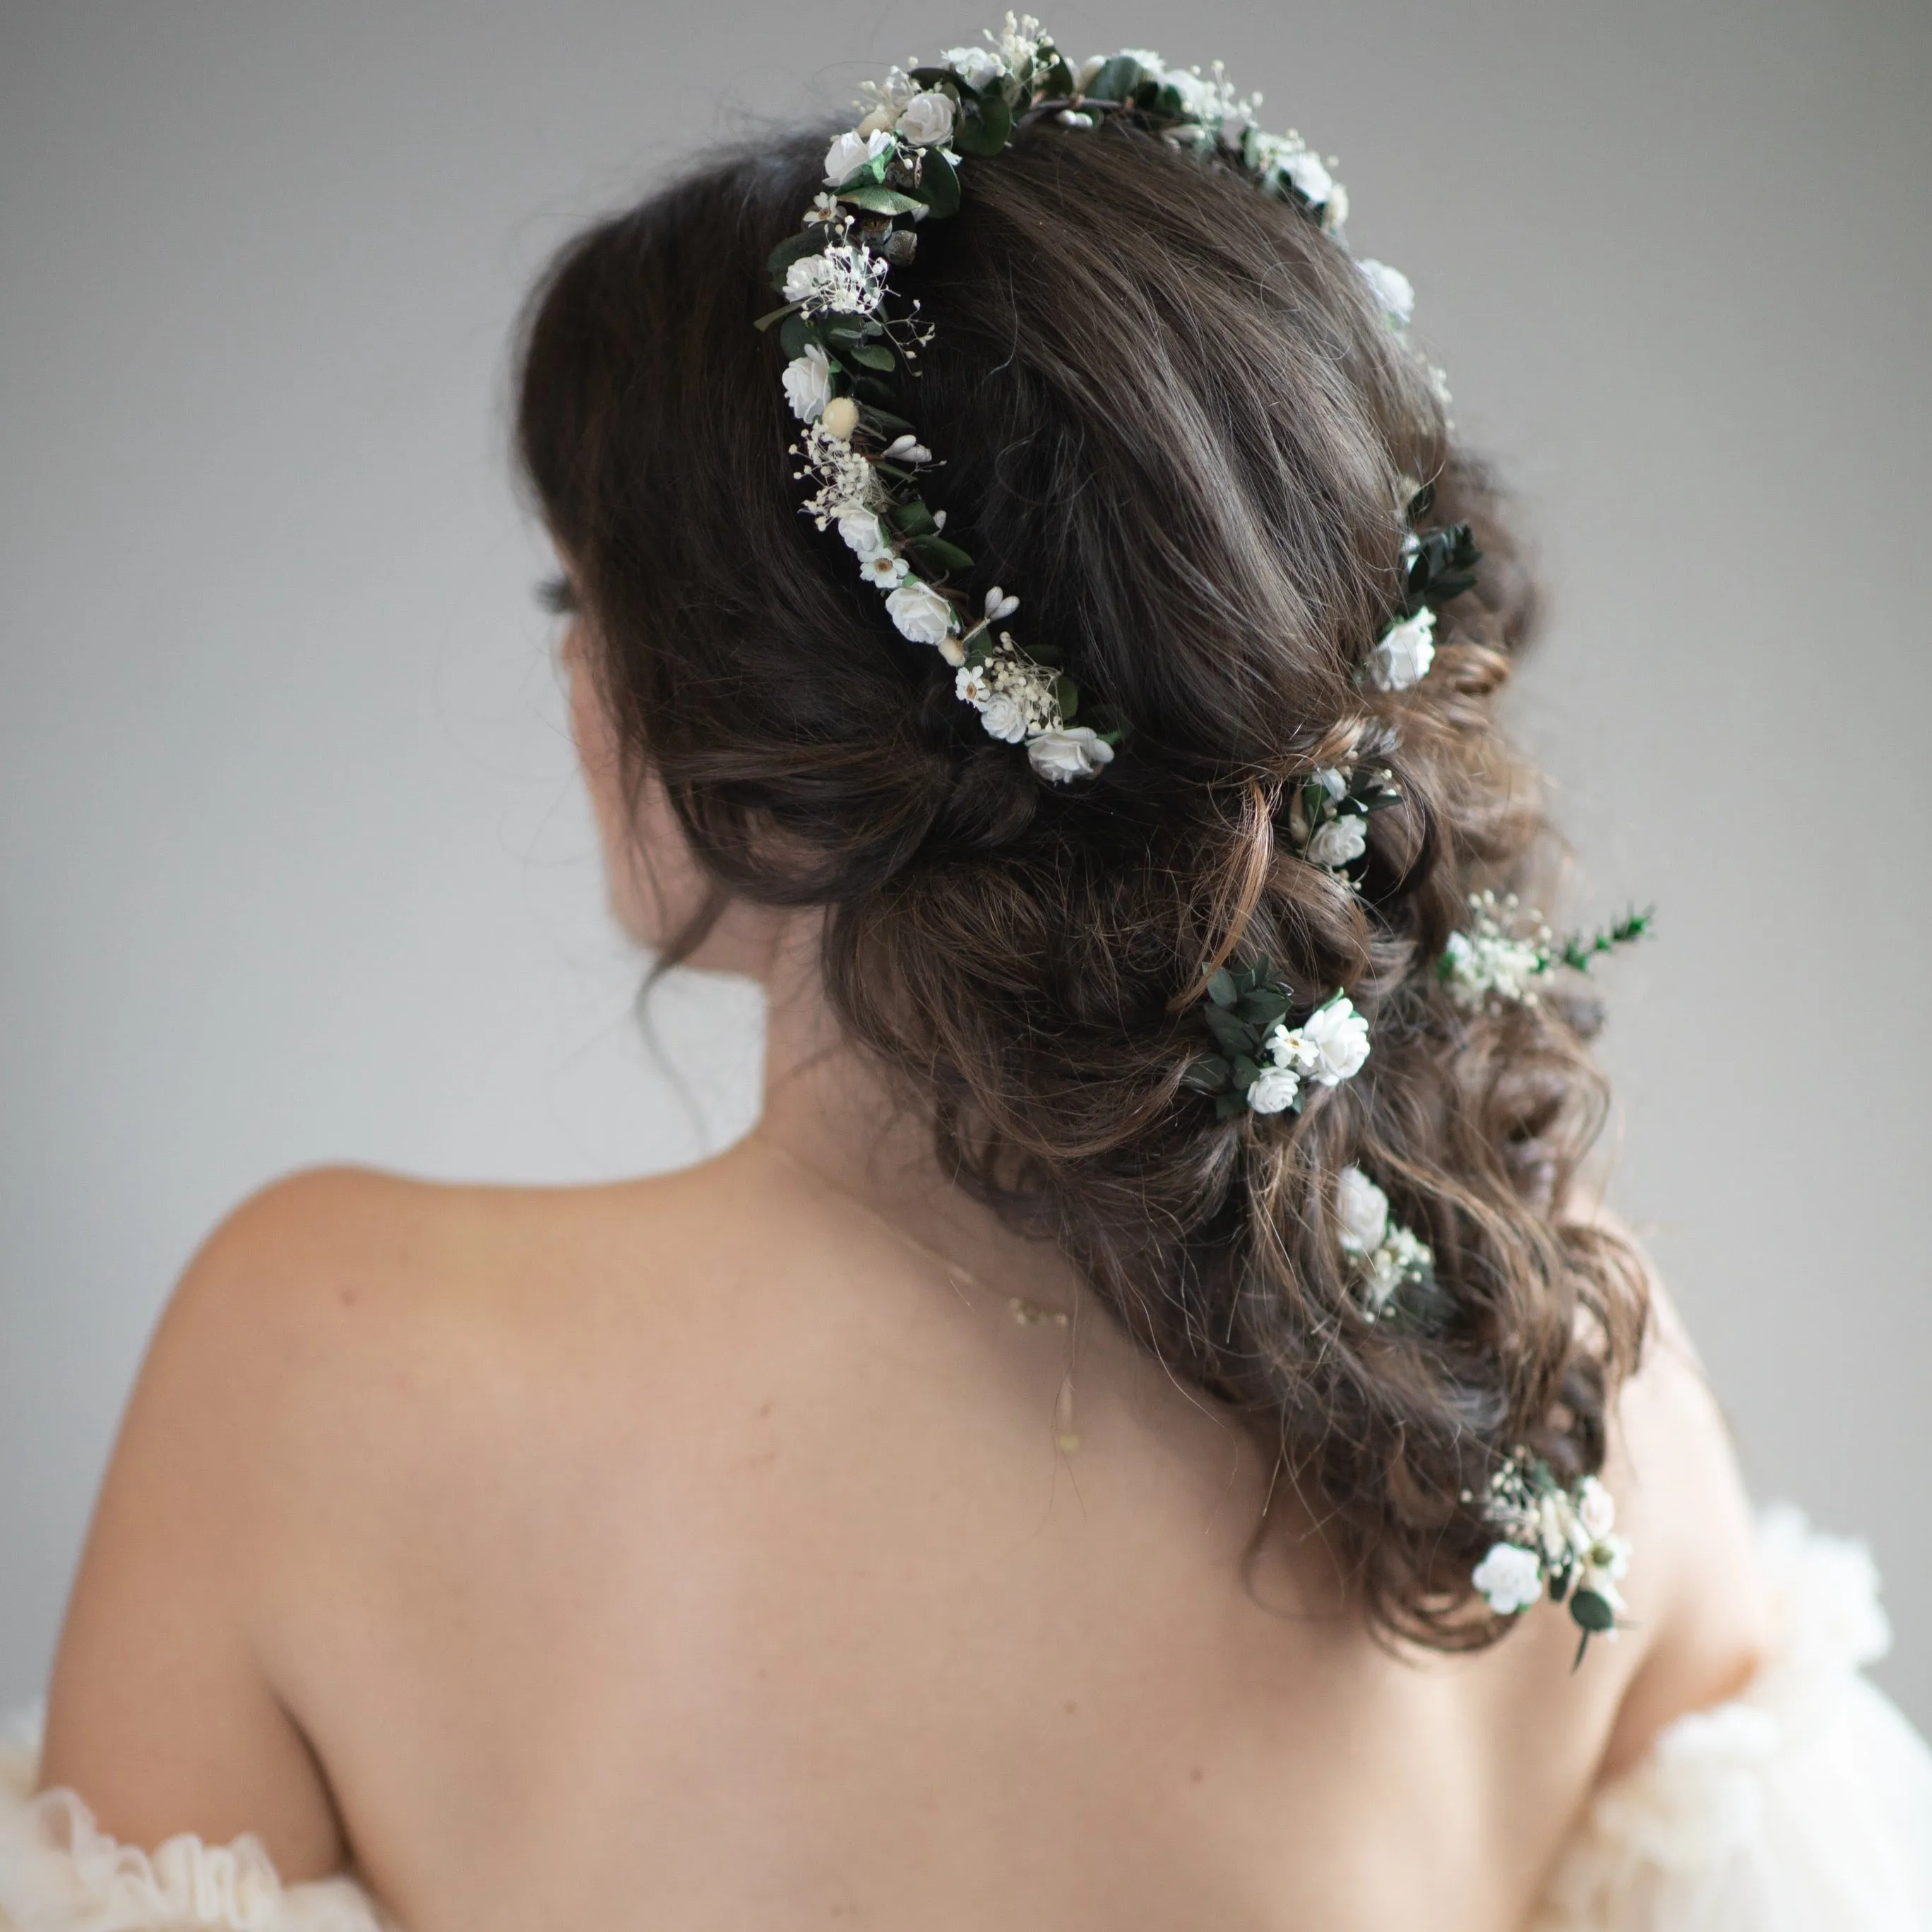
[
  {"left": 761, "top": 18, "right": 1445, "bottom": 780},
  {"left": 1334, "top": 1165, "right": 1435, "bottom": 1320},
  {"left": 1470, "top": 1452, "right": 1632, "bottom": 1666},
  {"left": 1181, "top": 961, "right": 1371, "bottom": 1119},
  {"left": 1291, "top": 759, "right": 1402, "bottom": 872},
  {"left": 1362, "top": 483, "right": 1484, "bottom": 694},
  {"left": 1438, "top": 893, "right": 1652, "bottom": 1010}
]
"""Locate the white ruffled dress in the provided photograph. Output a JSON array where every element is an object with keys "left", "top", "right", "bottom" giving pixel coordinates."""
[{"left": 4, "top": 1510, "right": 1929, "bottom": 1932}]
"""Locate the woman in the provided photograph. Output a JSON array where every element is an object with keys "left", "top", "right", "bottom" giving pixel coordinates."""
[{"left": 7, "top": 25, "right": 1929, "bottom": 1930}]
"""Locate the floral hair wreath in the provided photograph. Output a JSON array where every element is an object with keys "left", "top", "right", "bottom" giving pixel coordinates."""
[{"left": 759, "top": 15, "right": 1464, "bottom": 784}]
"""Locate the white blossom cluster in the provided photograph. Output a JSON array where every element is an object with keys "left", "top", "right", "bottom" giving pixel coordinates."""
[
  {"left": 1334, "top": 1164, "right": 1434, "bottom": 1319},
  {"left": 1438, "top": 892, "right": 1556, "bottom": 1009},
  {"left": 770, "top": 19, "right": 1446, "bottom": 782},
  {"left": 1471, "top": 1456, "right": 1632, "bottom": 1626},
  {"left": 1245, "top": 993, "right": 1371, "bottom": 1115}
]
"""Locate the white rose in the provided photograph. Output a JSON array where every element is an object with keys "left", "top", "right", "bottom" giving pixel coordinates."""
[
  {"left": 895, "top": 90, "right": 956, "bottom": 148},
  {"left": 1281, "top": 145, "right": 1334, "bottom": 208},
  {"left": 1246, "top": 1066, "right": 1302, "bottom": 1115},
  {"left": 884, "top": 579, "right": 955, "bottom": 646},
  {"left": 1321, "top": 181, "right": 1349, "bottom": 232},
  {"left": 1027, "top": 727, "right": 1114, "bottom": 782},
  {"left": 1335, "top": 1165, "right": 1390, "bottom": 1256},
  {"left": 978, "top": 689, "right": 1030, "bottom": 743},
  {"left": 1357, "top": 258, "right": 1415, "bottom": 328},
  {"left": 1306, "top": 813, "right": 1367, "bottom": 869},
  {"left": 941, "top": 45, "right": 1006, "bottom": 91},
  {"left": 1472, "top": 1543, "right": 1544, "bottom": 1616},
  {"left": 1301, "top": 995, "right": 1371, "bottom": 1086},
  {"left": 780, "top": 343, "right": 833, "bottom": 422},
  {"left": 1368, "top": 607, "right": 1436, "bottom": 691},
  {"left": 823, "top": 126, "right": 895, "bottom": 186},
  {"left": 1577, "top": 1477, "right": 1617, "bottom": 1544},
  {"left": 837, "top": 507, "right": 887, "bottom": 558}
]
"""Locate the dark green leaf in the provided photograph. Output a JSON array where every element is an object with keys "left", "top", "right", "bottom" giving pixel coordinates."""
[
  {"left": 1205, "top": 968, "right": 1239, "bottom": 1008},
  {"left": 849, "top": 342, "right": 896, "bottom": 371},
  {"left": 1240, "top": 987, "right": 1289, "bottom": 1031},
  {"left": 857, "top": 403, "right": 914, "bottom": 434},
  {"left": 952, "top": 96, "right": 1011, "bottom": 156},
  {"left": 1054, "top": 674, "right": 1079, "bottom": 721},
  {"left": 1085, "top": 54, "right": 1143, "bottom": 105},
  {"left": 888, "top": 500, "right": 938, "bottom": 538},
  {"left": 1569, "top": 1590, "right": 1616, "bottom": 1633},
  {"left": 905, "top": 535, "right": 976, "bottom": 577},
  {"left": 916, "top": 149, "right": 962, "bottom": 217},
  {"left": 1230, "top": 1054, "right": 1262, "bottom": 1090},
  {"left": 753, "top": 302, "right": 800, "bottom": 333},
  {"left": 1214, "top": 1091, "right": 1248, "bottom": 1121},
  {"left": 777, "top": 313, "right": 823, "bottom": 359},
  {"left": 1407, "top": 481, "right": 1436, "bottom": 520},
  {"left": 765, "top": 228, "right": 828, "bottom": 282},
  {"left": 908, "top": 66, "right": 965, "bottom": 93},
  {"left": 1180, "top": 1057, "right": 1232, "bottom": 1095},
  {"left": 1203, "top": 1005, "right": 1255, "bottom": 1057}
]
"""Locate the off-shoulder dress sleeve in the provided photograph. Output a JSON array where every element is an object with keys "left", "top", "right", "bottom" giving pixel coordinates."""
[
  {"left": 1532, "top": 1506, "right": 1932, "bottom": 1931},
  {"left": 0, "top": 1715, "right": 388, "bottom": 1932}
]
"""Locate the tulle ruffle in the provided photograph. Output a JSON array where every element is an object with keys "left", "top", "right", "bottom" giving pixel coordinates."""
[{"left": 1530, "top": 1506, "right": 1932, "bottom": 1929}]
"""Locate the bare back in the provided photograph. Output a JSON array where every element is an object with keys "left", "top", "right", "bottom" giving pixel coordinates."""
[{"left": 40, "top": 1151, "right": 1765, "bottom": 1932}]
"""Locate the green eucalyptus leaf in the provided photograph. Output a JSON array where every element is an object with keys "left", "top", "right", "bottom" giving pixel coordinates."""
[
  {"left": 1569, "top": 1590, "right": 1616, "bottom": 1633},
  {"left": 888, "top": 500, "right": 938, "bottom": 537},
  {"left": 849, "top": 342, "right": 897, "bottom": 371},
  {"left": 1054, "top": 674, "right": 1080, "bottom": 721},
  {"left": 916, "top": 149, "right": 962, "bottom": 217},
  {"left": 1241, "top": 988, "right": 1289, "bottom": 1031},
  {"left": 766, "top": 228, "right": 828, "bottom": 281},
  {"left": 1086, "top": 54, "right": 1143, "bottom": 105},
  {"left": 1205, "top": 968, "right": 1239, "bottom": 1008},
  {"left": 1203, "top": 1006, "right": 1254, "bottom": 1057},
  {"left": 908, "top": 65, "right": 964, "bottom": 93},
  {"left": 953, "top": 91, "right": 1013, "bottom": 155},
  {"left": 1214, "top": 1091, "right": 1249, "bottom": 1121},
  {"left": 1230, "top": 1053, "right": 1263, "bottom": 1089},
  {"left": 777, "top": 313, "right": 823, "bottom": 359},
  {"left": 906, "top": 534, "right": 975, "bottom": 576},
  {"left": 753, "top": 302, "right": 801, "bottom": 333},
  {"left": 840, "top": 185, "right": 926, "bottom": 217},
  {"left": 1181, "top": 1057, "right": 1232, "bottom": 1095}
]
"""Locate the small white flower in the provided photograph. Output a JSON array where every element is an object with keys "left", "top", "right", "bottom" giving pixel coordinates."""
[
  {"left": 863, "top": 551, "right": 909, "bottom": 588},
  {"left": 1368, "top": 607, "right": 1436, "bottom": 691},
  {"left": 1335, "top": 1166, "right": 1390, "bottom": 1256},
  {"left": 1357, "top": 258, "right": 1415, "bottom": 328},
  {"left": 802, "top": 192, "right": 843, "bottom": 225},
  {"left": 1246, "top": 1065, "right": 1302, "bottom": 1115},
  {"left": 1300, "top": 994, "right": 1371, "bottom": 1086},
  {"left": 1473, "top": 1543, "right": 1544, "bottom": 1616},
  {"left": 884, "top": 578, "right": 956, "bottom": 646},
  {"left": 1280, "top": 145, "right": 1335, "bottom": 208},
  {"left": 942, "top": 44, "right": 1006, "bottom": 91},
  {"left": 1267, "top": 1022, "right": 1316, "bottom": 1073},
  {"left": 1306, "top": 813, "right": 1368, "bottom": 869},
  {"left": 1577, "top": 1477, "right": 1617, "bottom": 1544},
  {"left": 837, "top": 507, "right": 888, "bottom": 558},
  {"left": 979, "top": 688, "right": 1031, "bottom": 743},
  {"left": 824, "top": 126, "right": 895, "bottom": 186},
  {"left": 896, "top": 90, "right": 957, "bottom": 148},
  {"left": 1027, "top": 726, "right": 1114, "bottom": 782},
  {"left": 955, "top": 664, "right": 992, "bottom": 705},
  {"left": 780, "top": 343, "right": 833, "bottom": 422}
]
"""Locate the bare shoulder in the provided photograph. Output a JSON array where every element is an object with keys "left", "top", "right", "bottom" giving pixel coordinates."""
[
  {"left": 37, "top": 1160, "right": 714, "bottom": 1874},
  {"left": 1594, "top": 1254, "right": 1776, "bottom": 1774}
]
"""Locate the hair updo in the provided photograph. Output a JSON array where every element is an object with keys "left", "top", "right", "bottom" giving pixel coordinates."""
[{"left": 516, "top": 111, "right": 1649, "bottom": 1649}]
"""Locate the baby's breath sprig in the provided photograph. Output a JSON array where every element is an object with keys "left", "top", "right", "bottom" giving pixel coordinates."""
[
  {"left": 1469, "top": 1453, "right": 1633, "bottom": 1669},
  {"left": 1437, "top": 892, "right": 1653, "bottom": 1010}
]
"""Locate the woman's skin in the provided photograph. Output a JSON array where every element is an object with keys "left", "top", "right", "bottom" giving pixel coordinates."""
[{"left": 37, "top": 597, "right": 1772, "bottom": 1932}]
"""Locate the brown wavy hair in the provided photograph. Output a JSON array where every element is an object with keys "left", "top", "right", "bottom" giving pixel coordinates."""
[{"left": 515, "top": 114, "right": 1649, "bottom": 1648}]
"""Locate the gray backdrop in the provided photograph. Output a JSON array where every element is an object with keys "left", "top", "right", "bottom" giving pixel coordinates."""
[{"left": 4, "top": 0, "right": 1928, "bottom": 1733}]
